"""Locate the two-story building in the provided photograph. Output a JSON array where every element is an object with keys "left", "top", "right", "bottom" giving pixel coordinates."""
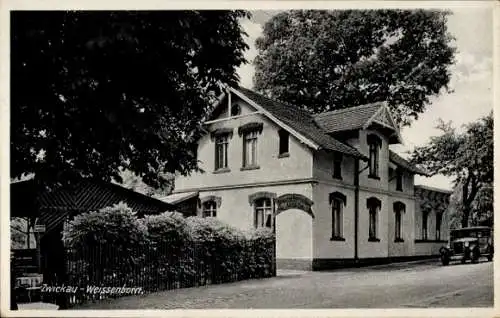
[{"left": 169, "top": 87, "right": 451, "bottom": 270}]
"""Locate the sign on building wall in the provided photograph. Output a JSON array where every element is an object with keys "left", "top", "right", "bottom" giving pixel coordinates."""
[{"left": 275, "top": 194, "right": 314, "bottom": 217}]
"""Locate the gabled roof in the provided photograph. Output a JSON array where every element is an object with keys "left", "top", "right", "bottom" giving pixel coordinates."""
[
  {"left": 314, "top": 102, "right": 403, "bottom": 143},
  {"left": 389, "top": 150, "right": 428, "bottom": 176},
  {"left": 314, "top": 102, "right": 383, "bottom": 133},
  {"left": 232, "top": 87, "right": 367, "bottom": 159}
]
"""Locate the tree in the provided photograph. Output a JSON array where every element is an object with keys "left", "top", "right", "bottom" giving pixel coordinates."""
[
  {"left": 119, "top": 169, "right": 174, "bottom": 197},
  {"left": 11, "top": 11, "right": 250, "bottom": 189},
  {"left": 254, "top": 10, "right": 456, "bottom": 126},
  {"left": 410, "top": 113, "right": 493, "bottom": 228}
]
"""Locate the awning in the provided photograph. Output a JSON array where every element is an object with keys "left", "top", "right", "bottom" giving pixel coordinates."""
[{"left": 158, "top": 192, "right": 199, "bottom": 205}]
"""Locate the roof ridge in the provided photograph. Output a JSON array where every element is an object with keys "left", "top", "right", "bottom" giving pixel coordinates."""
[
  {"left": 237, "top": 87, "right": 314, "bottom": 117},
  {"left": 314, "top": 102, "right": 384, "bottom": 118}
]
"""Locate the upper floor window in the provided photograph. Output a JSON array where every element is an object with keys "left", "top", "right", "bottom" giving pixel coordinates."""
[
  {"left": 254, "top": 198, "right": 274, "bottom": 229},
  {"left": 422, "top": 211, "right": 429, "bottom": 240},
  {"left": 394, "top": 202, "right": 405, "bottom": 242},
  {"left": 333, "top": 153, "right": 343, "bottom": 179},
  {"left": 396, "top": 169, "right": 403, "bottom": 191},
  {"left": 436, "top": 212, "right": 443, "bottom": 240},
  {"left": 243, "top": 131, "right": 259, "bottom": 168},
  {"left": 215, "top": 134, "right": 229, "bottom": 171},
  {"left": 367, "top": 197, "right": 381, "bottom": 241},
  {"left": 329, "top": 192, "right": 346, "bottom": 240},
  {"left": 202, "top": 200, "right": 217, "bottom": 218},
  {"left": 367, "top": 134, "right": 382, "bottom": 179},
  {"left": 238, "top": 122, "right": 263, "bottom": 169},
  {"left": 278, "top": 129, "right": 290, "bottom": 157}
]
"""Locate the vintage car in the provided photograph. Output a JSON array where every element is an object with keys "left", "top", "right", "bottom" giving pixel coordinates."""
[{"left": 439, "top": 226, "right": 493, "bottom": 265}]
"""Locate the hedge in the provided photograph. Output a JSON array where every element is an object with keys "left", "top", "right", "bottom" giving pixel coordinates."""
[{"left": 59, "top": 203, "right": 276, "bottom": 306}]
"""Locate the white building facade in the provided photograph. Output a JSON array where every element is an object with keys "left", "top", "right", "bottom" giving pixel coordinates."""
[{"left": 172, "top": 87, "right": 451, "bottom": 270}]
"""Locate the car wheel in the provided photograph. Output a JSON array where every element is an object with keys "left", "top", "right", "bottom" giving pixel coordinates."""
[
  {"left": 441, "top": 255, "right": 450, "bottom": 266},
  {"left": 487, "top": 254, "right": 493, "bottom": 261},
  {"left": 471, "top": 248, "right": 480, "bottom": 263}
]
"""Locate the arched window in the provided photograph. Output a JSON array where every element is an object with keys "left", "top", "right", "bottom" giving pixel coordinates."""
[
  {"left": 393, "top": 202, "right": 405, "bottom": 242},
  {"left": 200, "top": 195, "right": 221, "bottom": 218},
  {"left": 254, "top": 198, "right": 274, "bottom": 229},
  {"left": 367, "top": 197, "right": 381, "bottom": 241},
  {"left": 202, "top": 200, "right": 217, "bottom": 218},
  {"left": 329, "top": 192, "right": 346, "bottom": 240}
]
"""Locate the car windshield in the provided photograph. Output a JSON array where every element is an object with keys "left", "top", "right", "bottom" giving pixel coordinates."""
[{"left": 450, "top": 228, "right": 491, "bottom": 240}]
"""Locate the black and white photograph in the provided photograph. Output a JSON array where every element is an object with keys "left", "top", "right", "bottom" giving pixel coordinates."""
[{"left": 2, "top": 0, "right": 496, "bottom": 315}]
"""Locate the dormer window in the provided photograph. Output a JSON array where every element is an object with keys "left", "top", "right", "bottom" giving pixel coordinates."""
[
  {"left": 278, "top": 129, "right": 289, "bottom": 157},
  {"left": 367, "top": 134, "right": 382, "bottom": 179},
  {"left": 333, "top": 153, "right": 343, "bottom": 180}
]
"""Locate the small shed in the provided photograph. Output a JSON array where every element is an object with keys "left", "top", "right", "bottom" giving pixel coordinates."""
[{"left": 10, "top": 179, "right": 174, "bottom": 281}]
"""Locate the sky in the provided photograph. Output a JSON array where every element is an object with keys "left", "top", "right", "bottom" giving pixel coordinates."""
[{"left": 236, "top": 8, "right": 493, "bottom": 191}]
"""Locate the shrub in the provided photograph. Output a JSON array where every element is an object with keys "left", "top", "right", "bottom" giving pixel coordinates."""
[
  {"left": 63, "top": 209, "right": 276, "bottom": 297},
  {"left": 62, "top": 202, "right": 147, "bottom": 285},
  {"left": 140, "top": 212, "right": 190, "bottom": 288}
]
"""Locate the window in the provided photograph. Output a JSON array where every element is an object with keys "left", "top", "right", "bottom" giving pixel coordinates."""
[
  {"left": 396, "top": 169, "right": 403, "bottom": 191},
  {"left": 254, "top": 198, "right": 274, "bottom": 229},
  {"left": 278, "top": 129, "right": 289, "bottom": 156},
  {"left": 367, "top": 197, "right": 381, "bottom": 241},
  {"left": 436, "top": 212, "right": 443, "bottom": 240},
  {"left": 331, "top": 198, "right": 343, "bottom": 239},
  {"left": 394, "top": 202, "right": 405, "bottom": 242},
  {"left": 333, "top": 153, "right": 343, "bottom": 179},
  {"left": 231, "top": 103, "right": 241, "bottom": 116},
  {"left": 202, "top": 201, "right": 217, "bottom": 218},
  {"left": 368, "top": 135, "right": 381, "bottom": 178},
  {"left": 215, "top": 134, "right": 229, "bottom": 170},
  {"left": 422, "top": 211, "right": 429, "bottom": 240},
  {"left": 329, "top": 192, "right": 346, "bottom": 240},
  {"left": 243, "top": 131, "right": 258, "bottom": 168}
]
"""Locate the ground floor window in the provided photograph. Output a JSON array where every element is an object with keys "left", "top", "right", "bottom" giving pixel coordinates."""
[
  {"left": 202, "top": 200, "right": 217, "bottom": 218},
  {"left": 422, "top": 211, "right": 429, "bottom": 240},
  {"left": 331, "top": 198, "right": 343, "bottom": 238},
  {"left": 367, "top": 197, "right": 381, "bottom": 241},
  {"left": 329, "top": 191, "right": 346, "bottom": 240},
  {"left": 394, "top": 202, "right": 405, "bottom": 242},
  {"left": 254, "top": 198, "right": 274, "bottom": 229},
  {"left": 436, "top": 212, "right": 443, "bottom": 240}
]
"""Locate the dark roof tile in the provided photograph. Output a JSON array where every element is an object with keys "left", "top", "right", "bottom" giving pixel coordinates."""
[
  {"left": 313, "top": 102, "right": 384, "bottom": 133},
  {"left": 235, "top": 87, "right": 366, "bottom": 159},
  {"left": 389, "top": 150, "right": 428, "bottom": 176}
]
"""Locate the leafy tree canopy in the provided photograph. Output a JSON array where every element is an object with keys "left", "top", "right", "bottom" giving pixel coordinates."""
[
  {"left": 410, "top": 113, "right": 493, "bottom": 228},
  {"left": 11, "top": 11, "right": 250, "bottom": 189},
  {"left": 254, "top": 10, "right": 456, "bottom": 125}
]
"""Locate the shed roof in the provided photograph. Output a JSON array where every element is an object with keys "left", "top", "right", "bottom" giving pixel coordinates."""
[{"left": 11, "top": 179, "right": 173, "bottom": 234}]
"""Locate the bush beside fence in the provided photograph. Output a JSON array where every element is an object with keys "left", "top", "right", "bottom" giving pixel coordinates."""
[{"left": 45, "top": 204, "right": 276, "bottom": 308}]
